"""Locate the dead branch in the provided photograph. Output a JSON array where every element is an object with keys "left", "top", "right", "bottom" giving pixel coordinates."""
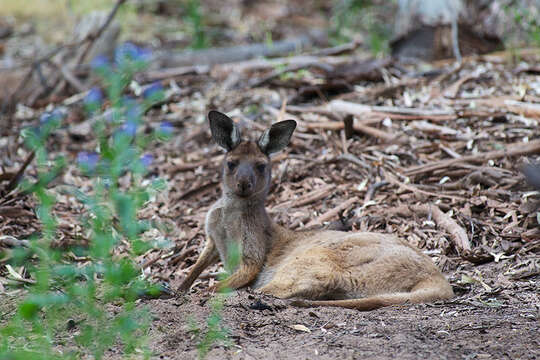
[
  {"left": 4, "top": 151, "right": 35, "bottom": 194},
  {"left": 0, "top": 206, "right": 34, "bottom": 218},
  {"left": 137, "top": 65, "right": 210, "bottom": 83},
  {"left": 309, "top": 41, "right": 360, "bottom": 56},
  {"left": 385, "top": 171, "right": 469, "bottom": 202},
  {"left": 211, "top": 55, "right": 350, "bottom": 78},
  {"left": 2, "top": 0, "right": 125, "bottom": 111},
  {"left": 442, "top": 73, "right": 479, "bottom": 98},
  {"left": 249, "top": 63, "right": 334, "bottom": 88},
  {"left": 273, "top": 185, "right": 336, "bottom": 210},
  {"left": 364, "top": 181, "right": 389, "bottom": 202},
  {"left": 306, "top": 197, "right": 359, "bottom": 227},
  {"left": 353, "top": 122, "right": 405, "bottom": 143},
  {"left": 328, "top": 99, "right": 456, "bottom": 117},
  {"left": 504, "top": 100, "right": 540, "bottom": 119},
  {"left": 0, "top": 235, "right": 29, "bottom": 248},
  {"left": 404, "top": 138, "right": 540, "bottom": 177},
  {"left": 155, "top": 30, "right": 326, "bottom": 69},
  {"left": 338, "top": 153, "right": 370, "bottom": 170},
  {"left": 389, "top": 204, "right": 471, "bottom": 252},
  {"left": 75, "top": 0, "right": 126, "bottom": 66}
]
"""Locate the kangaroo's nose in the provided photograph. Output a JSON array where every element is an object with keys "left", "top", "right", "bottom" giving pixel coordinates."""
[{"left": 237, "top": 180, "right": 253, "bottom": 193}]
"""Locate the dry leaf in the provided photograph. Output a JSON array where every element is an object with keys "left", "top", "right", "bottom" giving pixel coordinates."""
[{"left": 289, "top": 324, "right": 311, "bottom": 333}]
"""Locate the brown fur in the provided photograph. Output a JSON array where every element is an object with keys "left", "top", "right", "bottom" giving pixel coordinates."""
[{"left": 178, "top": 114, "right": 454, "bottom": 310}]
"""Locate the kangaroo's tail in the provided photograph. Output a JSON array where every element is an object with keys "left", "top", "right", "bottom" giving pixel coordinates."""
[{"left": 290, "top": 278, "right": 454, "bottom": 311}]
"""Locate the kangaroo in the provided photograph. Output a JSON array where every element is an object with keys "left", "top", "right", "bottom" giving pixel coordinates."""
[{"left": 177, "top": 110, "right": 454, "bottom": 310}]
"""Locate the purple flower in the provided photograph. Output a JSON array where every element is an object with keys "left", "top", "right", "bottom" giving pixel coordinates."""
[
  {"left": 39, "top": 113, "right": 53, "bottom": 125},
  {"left": 85, "top": 87, "right": 103, "bottom": 106},
  {"left": 142, "top": 81, "right": 164, "bottom": 99},
  {"left": 138, "top": 47, "right": 152, "bottom": 62},
  {"left": 115, "top": 42, "right": 152, "bottom": 65},
  {"left": 77, "top": 151, "right": 99, "bottom": 171},
  {"left": 39, "top": 109, "right": 64, "bottom": 125},
  {"left": 126, "top": 103, "right": 142, "bottom": 122},
  {"left": 90, "top": 55, "right": 110, "bottom": 70},
  {"left": 158, "top": 122, "right": 173, "bottom": 135},
  {"left": 140, "top": 154, "right": 154, "bottom": 168},
  {"left": 120, "top": 121, "right": 137, "bottom": 137}
]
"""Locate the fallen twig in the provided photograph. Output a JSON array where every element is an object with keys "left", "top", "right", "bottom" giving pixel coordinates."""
[{"left": 364, "top": 181, "right": 389, "bottom": 202}]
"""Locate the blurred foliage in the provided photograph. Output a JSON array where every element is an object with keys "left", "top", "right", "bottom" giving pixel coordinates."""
[
  {"left": 190, "top": 243, "right": 240, "bottom": 359},
  {"left": 184, "top": 0, "right": 208, "bottom": 49},
  {"left": 0, "top": 43, "right": 170, "bottom": 359},
  {"left": 329, "top": 0, "right": 393, "bottom": 55},
  {"left": 506, "top": 2, "right": 540, "bottom": 47}
]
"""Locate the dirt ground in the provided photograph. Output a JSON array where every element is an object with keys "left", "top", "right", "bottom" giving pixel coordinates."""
[{"left": 144, "top": 259, "right": 539, "bottom": 360}]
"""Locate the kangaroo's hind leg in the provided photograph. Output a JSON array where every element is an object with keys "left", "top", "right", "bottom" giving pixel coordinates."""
[{"left": 256, "top": 247, "right": 348, "bottom": 300}]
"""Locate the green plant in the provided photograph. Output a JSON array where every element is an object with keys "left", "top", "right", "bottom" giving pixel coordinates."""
[
  {"left": 190, "top": 243, "right": 240, "bottom": 359},
  {"left": 510, "top": 5, "right": 540, "bottom": 47},
  {"left": 0, "top": 43, "right": 170, "bottom": 359},
  {"left": 329, "top": 0, "right": 391, "bottom": 55},
  {"left": 184, "top": 0, "right": 208, "bottom": 49}
]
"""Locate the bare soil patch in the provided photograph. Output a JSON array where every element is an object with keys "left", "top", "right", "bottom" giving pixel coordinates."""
[{"left": 145, "top": 260, "right": 539, "bottom": 359}]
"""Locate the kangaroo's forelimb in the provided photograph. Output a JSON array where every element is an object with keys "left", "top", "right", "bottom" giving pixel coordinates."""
[{"left": 177, "top": 239, "right": 219, "bottom": 293}]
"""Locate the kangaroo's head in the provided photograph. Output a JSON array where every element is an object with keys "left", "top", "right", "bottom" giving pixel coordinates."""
[{"left": 208, "top": 110, "right": 296, "bottom": 200}]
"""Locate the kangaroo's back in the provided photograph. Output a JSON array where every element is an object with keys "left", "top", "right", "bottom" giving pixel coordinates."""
[{"left": 255, "top": 229, "right": 453, "bottom": 309}]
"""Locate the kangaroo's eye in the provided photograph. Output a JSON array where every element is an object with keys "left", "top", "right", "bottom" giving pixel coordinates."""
[
  {"left": 227, "top": 161, "right": 237, "bottom": 170},
  {"left": 256, "top": 163, "right": 266, "bottom": 173}
]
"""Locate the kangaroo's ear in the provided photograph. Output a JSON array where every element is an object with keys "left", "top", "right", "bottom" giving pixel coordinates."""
[
  {"left": 258, "top": 120, "right": 296, "bottom": 155},
  {"left": 208, "top": 111, "right": 241, "bottom": 151}
]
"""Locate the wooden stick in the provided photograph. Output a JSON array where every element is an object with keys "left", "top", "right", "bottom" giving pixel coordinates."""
[
  {"left": 273, "top": 185, "right": 336, "bottom": 210},
  {"left": 137, "top": 65, "right": 210, "bottom": 82},
  {"left": 211, "top": 55, "right": 350, "bottom": 78},
  {"left": 0, "top": 235, "right": 30, "bottom": 248},
  {"left": 75, "top": 0, "right": 126, "bottom": 66},
  {"left": 328, "top": 99, "right": 456, "bottom": 117},
  {"left": 385, "top": 172, "right": 468, "bottom": 202},
  {"left": 306, "top": 197, "right": 359, "bottom": 227},
  {"left": 158, "top": 30, "right": 326, "bottom": 69},
  {"left": 353, "top": 122, "right": 404, "bottom": 143},
  {"left": 404, "top": 138, "right": 540, "bottom": 177},
  {"left": 504, "top": 100, "right": 540, "bottom": 119},
  {"left": 5, "top": 151, "right": 35, "bottom": 193}
]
